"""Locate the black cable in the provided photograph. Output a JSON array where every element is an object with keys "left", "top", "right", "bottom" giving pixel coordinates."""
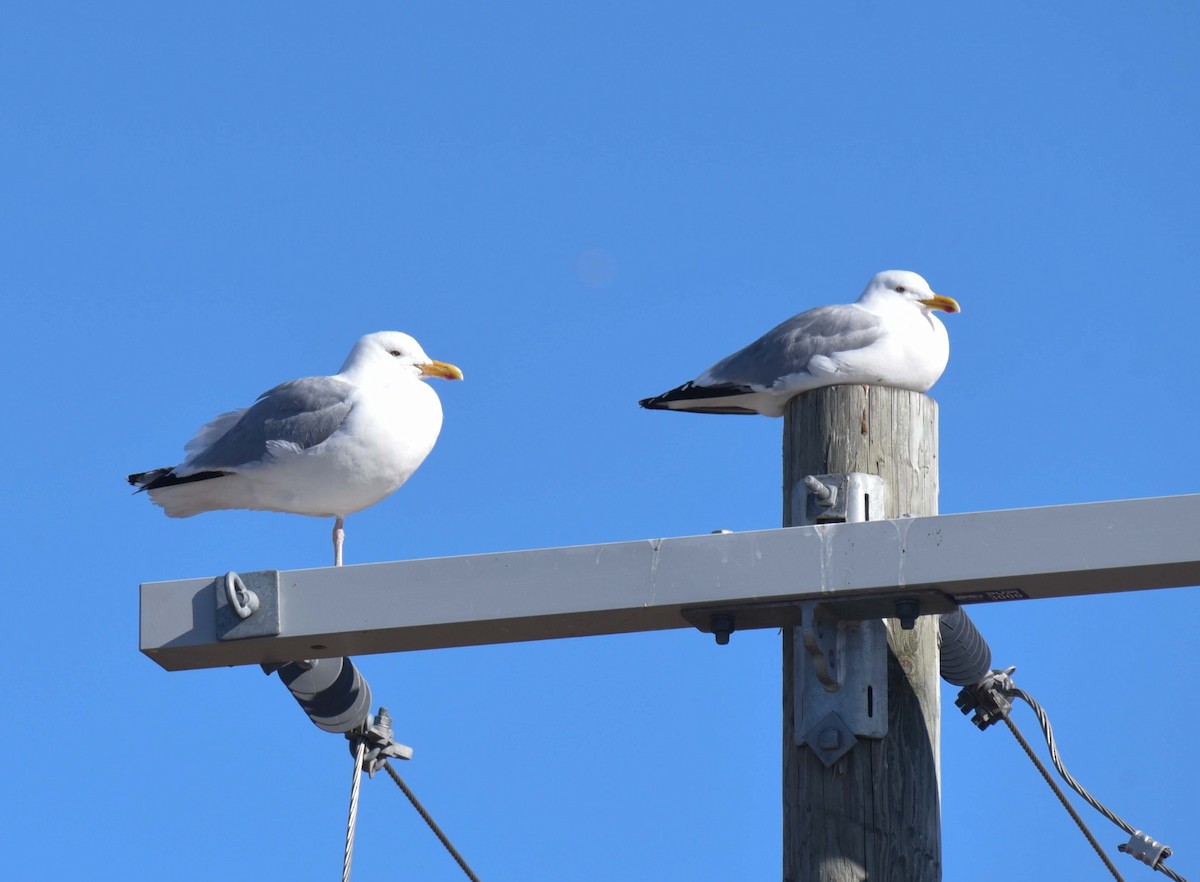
[{"left": 382, "top": 761, "right": 483, "bottom": 882}]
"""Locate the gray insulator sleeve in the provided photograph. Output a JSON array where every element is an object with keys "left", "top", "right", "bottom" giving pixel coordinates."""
[
  {"left": 276, "top": 656, "right": 373, "bottom": 733},
  {"left": 939, "top": 607, "right": 992, "bottom": 686}
]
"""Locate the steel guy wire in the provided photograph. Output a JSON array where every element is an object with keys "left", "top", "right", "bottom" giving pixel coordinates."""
[
  {"left": 1012, "top": 688, "right": 1136, "bottom": 835},
  {"left": 1003, "top": 714, "right": 1126, "bottom": 882},
  {"left": 382, "top": 760, "right": 482, "bottom": 882},
  {"left": 343, "top": 737, "right": 367, "bottom": 882},
  {"left": 1007, "top": 686, "right": 1188, "bottom": 882}
]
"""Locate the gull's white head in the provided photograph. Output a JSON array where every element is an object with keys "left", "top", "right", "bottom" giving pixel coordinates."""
[
  {"left": 858, "top": 270, "right": 961, "bottom": 315},
  {"left": 340, "top": 331, "right": 464, "bottom": 382}
]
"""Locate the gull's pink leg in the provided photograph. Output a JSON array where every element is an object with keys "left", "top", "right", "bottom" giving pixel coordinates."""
[{"left": 333, "top": 516, "right": 345, "bottom": 566}]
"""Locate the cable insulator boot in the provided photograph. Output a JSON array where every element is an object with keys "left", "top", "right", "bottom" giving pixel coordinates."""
[
  {"left": 275, "top": 657, "right": 373, "bottom": 733},
  {"left": 939, "top": 607, "right": 992, "bottom": 686}
]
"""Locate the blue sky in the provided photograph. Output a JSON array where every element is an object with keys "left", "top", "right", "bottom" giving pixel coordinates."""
[{"left": 4, "top": 2, "right": 1199, "bottom": 879}]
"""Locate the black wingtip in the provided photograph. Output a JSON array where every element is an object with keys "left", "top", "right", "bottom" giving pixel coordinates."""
[
  {"left": 651, "top": 404, "right": 760, "bottom": 415},
  {"left": 638, "top": 380, "right": 761, "bottom": 415},
  {"left": 128, "top": 468, "right": 170, "bottom": 490},
  {"left": 128, "top": 468, "right": 230, "bottom": 491}
]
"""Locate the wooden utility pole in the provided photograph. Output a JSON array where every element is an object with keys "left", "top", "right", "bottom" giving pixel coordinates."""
[{"left": 783, "top": 385, "right": 942, "bottom": 881}]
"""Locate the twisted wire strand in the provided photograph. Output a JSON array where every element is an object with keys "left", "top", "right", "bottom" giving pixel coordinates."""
[
  {"left": 343, "top": 738, "right": 367, "bottom": 882},
  {"left": 1003, "top": 715, "right": 1126, "bottom": 882},
  {"left": 1012, "top": 689, "right": 1134, "bottom": 834},
  {"left": 1009, "top": 688, "right": 1189, "bottom": 882},
  {"left": 382, "top": 760, "right": 483, "bottom": 882}
]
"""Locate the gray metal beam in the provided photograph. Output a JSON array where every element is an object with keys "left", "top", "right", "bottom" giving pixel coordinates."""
[{"left": 140, "top": 494, "right": 1200, "bottom": 671}]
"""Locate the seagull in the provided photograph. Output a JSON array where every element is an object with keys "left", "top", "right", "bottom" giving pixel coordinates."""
[
  {"left": 129, "top": 331, "right": 463, "bottom": 566},
  {"left": 639, "top": 270, "right": 960, "bottom": 417}
]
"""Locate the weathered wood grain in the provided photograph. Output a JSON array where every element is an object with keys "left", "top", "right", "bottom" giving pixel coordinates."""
[{"left": 783, "top": 385, "right": 941, "bottom": 882}]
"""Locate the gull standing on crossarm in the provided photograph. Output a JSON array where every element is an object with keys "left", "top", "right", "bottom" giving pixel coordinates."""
[
  {"left": 639, "top": 270, "right": 960, "bottom": 417},
  {"left": 129, "top": 331, "right": 463, "bottom": 566}
]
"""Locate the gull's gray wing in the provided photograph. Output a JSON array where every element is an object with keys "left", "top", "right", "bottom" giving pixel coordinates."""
[
  {"left": 701, "top": 305, "right": 884, "bottom": 388},
  {"left": 180, "top": 376, "right": 355, "bottom": 472},
  {"left": 183, "top": 407, "right": 249, "bottom": 458},
  {"left": 639, "top": 305, "right": 885, "bottom": 414}
]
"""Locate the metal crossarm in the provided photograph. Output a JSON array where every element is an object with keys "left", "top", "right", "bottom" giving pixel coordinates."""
[{"left": 141, "top": 494, "right": 1200, "bottom": 672}]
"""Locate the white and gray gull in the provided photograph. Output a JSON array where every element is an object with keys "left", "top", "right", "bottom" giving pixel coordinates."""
[
  {"left": 639, "top": 270, "right": 960, "bottom": 417},
  {"left": 128, "top": 331, "right": 463, "bottom": 565}
]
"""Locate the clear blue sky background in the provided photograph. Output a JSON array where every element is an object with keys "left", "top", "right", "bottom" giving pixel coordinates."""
[{"left": 4, "top": 3, "right": 1198, "bottom": 879}]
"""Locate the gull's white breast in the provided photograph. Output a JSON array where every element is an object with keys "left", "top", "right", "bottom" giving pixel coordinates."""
[
  {"left": 246, "top": 379, "right": 445, "bottom": 517},
  {"left": 822, "top": 307, "right": 950, "bottom": 392}
]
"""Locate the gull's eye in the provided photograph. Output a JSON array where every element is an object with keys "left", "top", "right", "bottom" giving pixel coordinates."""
[
  {"left": 389, "top": 349, "right": 403, "bottom": 357},
  {"left": 895, "top": 285, "right": 907, "bottom": 293}
]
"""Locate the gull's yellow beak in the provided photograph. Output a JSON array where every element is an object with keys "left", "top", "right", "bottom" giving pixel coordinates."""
[
  {"left": 420, "top": 360, "right": 464, "bottom": 381},
  {"left": 919, "top": 294, "right": 961, "bottom": 314}
]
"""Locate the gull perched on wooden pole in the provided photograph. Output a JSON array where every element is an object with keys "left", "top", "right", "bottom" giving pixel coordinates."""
[
  {"left": 639, "top": 270, "right": 960, "bottom": 417},
  {"left": 129, "top": 331, "right": 463, "bottom": 566}
]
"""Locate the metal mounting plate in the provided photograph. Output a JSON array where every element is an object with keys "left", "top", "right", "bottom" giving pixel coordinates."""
[
  {"left": 790, "top": 472, "right": 888, "bottom": 764},
  {"left": 681, "top": 589, "right": 955, "bottom": 638},
  {"left": 793, "top": 602, "right": 888, "bottom": 760},
  {"left": 215, "top": 570, "right": 281, "bottom": 641}
]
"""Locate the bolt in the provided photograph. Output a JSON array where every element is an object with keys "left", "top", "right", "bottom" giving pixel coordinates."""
[
  {"left": 710, "top": 614, "right": 735, "bottom": 646},
  {"left": 895, "top": 599, "right": 920, "bottom": 630},
  {"left": 803, "top": 475, "right": 834, "bottom": 504}
]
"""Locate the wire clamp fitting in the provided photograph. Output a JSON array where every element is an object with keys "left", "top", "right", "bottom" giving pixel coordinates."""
[
  {"left": 954, "top": 666, "right": 1016, "bottom": 730},
  {"left": 348, "top": 707, "right": 414, "bottom": 777},
  {"left": 1118, "top": 830, "right": 1172, "bottom": 871}
]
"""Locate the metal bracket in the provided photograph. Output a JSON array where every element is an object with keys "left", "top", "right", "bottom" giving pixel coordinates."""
[
  {"left": 215, "top": 569, "right": 281, "bottom": 641},
  {"left": 794, "top": 602, "right": 888, "bottom": 763},
  {"left": 681, "top": 589, "right": 954, "bottom": 642},
  {"left": 792, "top": 472, "right": 889, "bottom": 764},
  {"left": 793, "top": 472, "right": 886, "bottom": 526},
  {"left": 685, "top": 471, "right": 945, "bottom": 644}
]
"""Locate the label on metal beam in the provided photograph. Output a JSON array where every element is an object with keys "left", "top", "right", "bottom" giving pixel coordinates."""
[{"left": 951, "top": 588, "right": 1031, "bottom": 603}]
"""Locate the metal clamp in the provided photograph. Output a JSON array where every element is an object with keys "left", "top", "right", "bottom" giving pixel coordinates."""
[
  {"left": 954, "top": 666, "right": 1016, "bottom": 730},
  {"left": 794, "top": 472, "right": 885, "bottom": 525},
  {"left": 1118, "top": 831, "right": 1172, "bottom": 870},
  {"left": 349, "top": 706, "right": 414, "bottom": 777}
]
